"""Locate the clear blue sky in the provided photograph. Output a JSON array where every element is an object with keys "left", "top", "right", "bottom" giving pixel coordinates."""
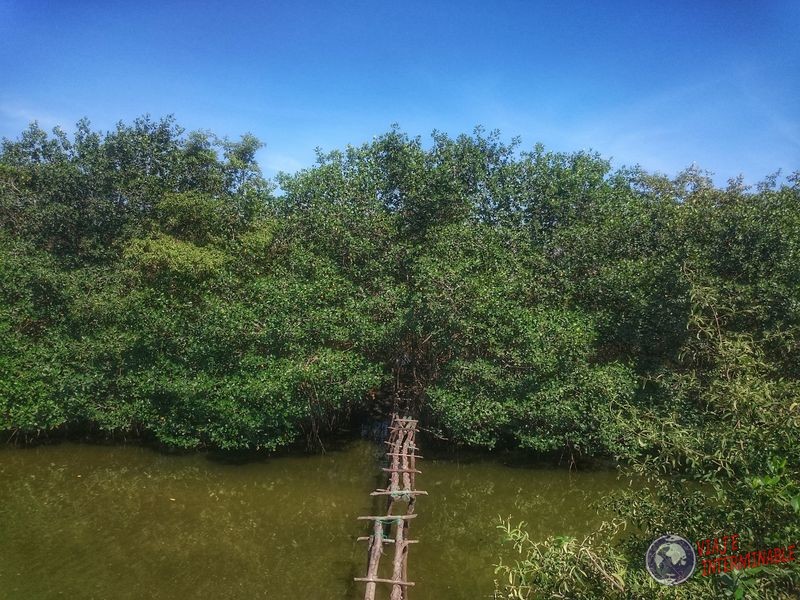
[{"left": 1, "top": 0, "right": 798, "bottom": 184}]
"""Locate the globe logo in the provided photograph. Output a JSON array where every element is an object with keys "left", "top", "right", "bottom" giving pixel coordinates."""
[{"left": 645, "top": 534, "right": 696, "bottom": 585}]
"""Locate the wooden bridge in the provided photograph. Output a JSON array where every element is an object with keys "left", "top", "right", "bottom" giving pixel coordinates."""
[{"left": 355, "top": 414, "right": 427, "bottom": 600}]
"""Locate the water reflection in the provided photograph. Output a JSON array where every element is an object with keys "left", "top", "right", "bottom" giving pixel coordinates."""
[{"left": 0, "top": 441, "right": 628, "bottom": 599}]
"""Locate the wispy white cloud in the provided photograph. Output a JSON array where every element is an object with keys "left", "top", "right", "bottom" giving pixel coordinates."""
[
  {"left": 734, "top": 79, "right": 800, "bottom": 150},
  {"left": 258, "top": 149, "right": 306, "bottom": 175},
  {"left": 0, "top": 101, "right": 72, "bottom": 132},
  {"left": 518, "top": 73, "right": 799, "bottom": 183}
]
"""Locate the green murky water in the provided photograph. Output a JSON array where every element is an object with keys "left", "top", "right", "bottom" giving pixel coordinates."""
[{"left": 0, "top": 439, "right": 632, "bottom": 599}]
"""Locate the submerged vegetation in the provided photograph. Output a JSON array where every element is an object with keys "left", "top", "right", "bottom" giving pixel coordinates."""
[{"left": 1, "top": 117, "right": 798, "bottom": 596}]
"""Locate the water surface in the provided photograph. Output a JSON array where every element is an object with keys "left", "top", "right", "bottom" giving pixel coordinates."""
[{"left": 0, "top": 440, "right": 630, "bottom": 599}]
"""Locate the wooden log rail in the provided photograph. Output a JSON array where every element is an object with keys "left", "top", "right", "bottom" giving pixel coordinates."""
[{"left": 356, "top": 414, "right": 425, "bottom": 600}]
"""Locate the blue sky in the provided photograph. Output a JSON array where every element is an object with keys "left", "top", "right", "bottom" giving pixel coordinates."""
[{"left": 1, "top": 0, "right": 798, "bottom": 185}]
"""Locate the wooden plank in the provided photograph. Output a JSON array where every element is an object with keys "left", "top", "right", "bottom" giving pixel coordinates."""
[
  {"left": 359, "top": 415, "right": 423, "bottom": 600},
  {"left": 400, "top": 428, "right": 414, "bottom": 491},
  {"left": 355, "top": 578, "right": 415, "bottom": 587},
  {"left": 363, "top": 517, "right": 383, "bottom": 600},
  {"left": 381, "top": 467, "right": 422, "bottom": 474},
  {"left": 390, "top": 517, "right": 406, "bottom": 600},
  {"left": 357, "top": 514, "right": 417, "bottom": 521},
  {"left": 384, "top": 441, "right": 419, "bottom": 449},
  {"left": 388, "top": 434, "right": 402, "bottom": 502},
  {"left": 357, "top": 537, "right": 419, "bottom": 544}
]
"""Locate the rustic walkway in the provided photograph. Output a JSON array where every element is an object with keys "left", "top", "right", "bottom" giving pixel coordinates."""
[{"left": 355, "top": 414, "right": 426, "bottom": 600}]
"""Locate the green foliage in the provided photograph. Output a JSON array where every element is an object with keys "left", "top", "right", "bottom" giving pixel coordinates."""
[
  {"left": 0, "top": 117, "right": 381, "bottom": 449},
  {"left": 124, "top": 233, "right": 229, "bottom": 287},
  {"left": 1, "top": 120, "right": 799, "bottom": 598},
  {"left": 2, "top": 118, "right": 799, "bottom": 593},
  {"left": 495, "top": 520, "right": 630, "bottom": 599},
  {"left": 495, "top": 267, "right": 800, "bottom": 598}
]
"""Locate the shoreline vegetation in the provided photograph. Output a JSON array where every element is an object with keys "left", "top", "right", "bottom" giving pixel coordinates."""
[{"left": 1, "top": 116, "right": 798, "bottom": 597}]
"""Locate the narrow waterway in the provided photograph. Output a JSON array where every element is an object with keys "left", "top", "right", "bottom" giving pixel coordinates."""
[{"left": 0, "top": 439, "right": 632, "bottom": 599}]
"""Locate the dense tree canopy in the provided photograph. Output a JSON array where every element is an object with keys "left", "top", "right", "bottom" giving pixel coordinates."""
[{"left": 1, "top": 117, "right": 798, "bottom": 595}]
